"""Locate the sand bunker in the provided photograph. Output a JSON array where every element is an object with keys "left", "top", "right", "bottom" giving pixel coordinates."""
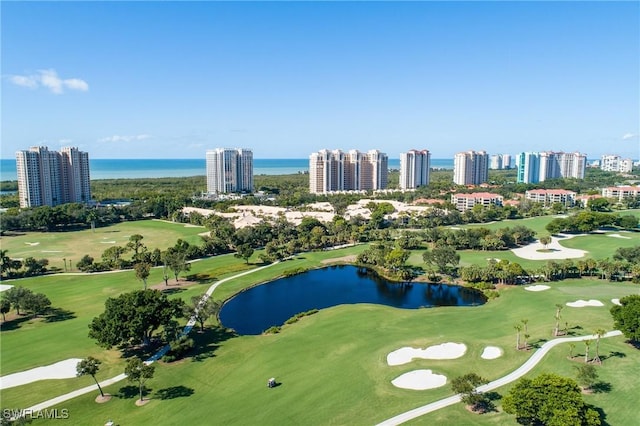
[
  {"left": 566, "top": 299, "right": 604, "bottom": 308},
  {"left": 0, "top": 284, "right": 14, "bottom": 293},
  {"left": 607, "top": 234, "right": 631, "bottom": 239},
  {"left": 387, "top": 343, "right": 467, "bottom": 366},
  {"left": 511, "top": 234, "right": 587, "bottom": 260},
  {"left": 100, "top": 241, "right": 116, "bottom": 244},
  {"left": 481, "top": 346, "right": 503, "bottom": 359},
  {"left": 391, "top": 369, "right": 447, "bottom": 390},
  {"left": 0, "top": 358, "right": 83, "bottom": 390},
  {"left": 24, "top": 242, "right": 40, "bottom": 246},
  {"left": 525, "top": 285, "right": 550, "bottom": 292},
  {"left": 611, "top": 299, "right": 622, "bottom": 306}
]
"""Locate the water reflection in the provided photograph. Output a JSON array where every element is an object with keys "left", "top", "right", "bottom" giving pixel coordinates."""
[{"left": 219, "top": 265, "right": 486, "bottom": 335}]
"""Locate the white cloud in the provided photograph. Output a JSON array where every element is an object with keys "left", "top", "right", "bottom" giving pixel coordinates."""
[
  {"left": 9, "top": 75, "right": 38, "bottom": 89},
  {"left": 98, "top": 134, "right": 152, "bottom": 143},
  {"left": 7, "top": 69, "right": 89, "bottom": 94},
  {"left": 622, "top": 133, "right": 638, "bottom": 140}
]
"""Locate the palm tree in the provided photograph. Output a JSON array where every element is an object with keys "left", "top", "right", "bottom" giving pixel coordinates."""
[
  {"left": 514, "top": 324, "right": 523, "bottom": 350},
  {"left": 554, "top": 304, "right": 564, "bottom": 336},
  {"left": 521, "top": 319, "right": 529, "bottom": 334},
  {"left": 76, "top": 357, "right": 105, "bottom": 398},
  {"left": 593, "top": 329, "right": 606, "bottom": 364},
  {"left": 584, "top": 339, "right": 592, "bottom": 363},
  {"left": 523, "top": 333, "right": 530, "bottom": 350},
  {"left": 568, "top": 343, "right": 576, "bottom": 359}
]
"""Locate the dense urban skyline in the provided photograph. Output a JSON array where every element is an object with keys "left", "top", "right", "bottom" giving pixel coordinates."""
[{"left": 2, "top": 2, "right": 638, "bottom": 160}]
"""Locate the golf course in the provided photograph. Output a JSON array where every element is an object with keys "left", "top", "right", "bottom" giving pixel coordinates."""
[{"left": 1, "top": 216, "right": 639, "bottom": 425}]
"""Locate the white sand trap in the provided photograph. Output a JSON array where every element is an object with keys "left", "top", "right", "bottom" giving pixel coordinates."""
[
  {"left": 611, "top": 299, "right": 622, "bottom": 306},
  {"left": 511, "top": 234, "right": 587, "bottom": 260},
  {"left": 607, "top": 233, "right": 631, "bottom": 239},
  {"left": 0, "top": 284, "right": 14, "bottom": 293},
  {"left": 391, "top": 369, "right": 447, "bottom": 390},
  {"left": 481, "top": 346, "right": 503, "bottom": 359},
  {"left": 100, "top": 241, "right": 116, "bottom": 244},
  {"left": 387, "top": 342, "right": 467, "bottom": 366},
  {"left": 24, "top": 242, "right": 40, "bottom": 246},
  {"left": 0, "top": 358, "right": 83, "bottom": 390},
  {"left": 525, "top": 285, "right": 550, "bottom": 292},
  {"left": 41, "top": 250, "right": 62, "bottom": 253},
  {"left": 566, "top": 299, "right": 604, "bottom": 308}
]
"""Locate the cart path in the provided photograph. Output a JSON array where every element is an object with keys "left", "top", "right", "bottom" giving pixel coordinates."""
[
  {"left": 18, "top": 261, "right": 280, "bottom": 414},
  {"left": 376, "top": 330, "right": 623, "bottom": 426}
]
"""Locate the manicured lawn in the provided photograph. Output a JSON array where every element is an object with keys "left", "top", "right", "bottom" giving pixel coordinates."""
[
  {"left": 2, "top": 214, "right": 639, "bottom": 425},
  {"left": 559, "top": 232, "right": 640, "bottom": 259},
  {"left": 460, "top": 215, "right": 560, "bottom": 236},
  {"left": 4, "top": 270, "right": 637, "bottom": 424},
  {"left": 0, "top": 219, "right": 207, "bottom": 268}
]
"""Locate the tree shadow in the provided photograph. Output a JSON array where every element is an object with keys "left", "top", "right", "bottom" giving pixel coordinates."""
[
  {"left": 591, "top": 381, "right": 612, "bottom": 393},
  {"left": 121, "top": 340, "right": 163, "bottom": 360},
  {"left": 191, "top": 326, "right": 237, "bottom": 362},
  {"left": 185, "top": 273, "right": 215, "bottom": 284},
  {"left": 0, "top": 315, "right": 34, "bottom": 331},
  {"left": 603, "top": 351, "right": 626, "bottom": 360},
  {"left": 44, "top": 308, "right": 76, "bottom": 323},
  {"left": 117, "top": 385, "right": 142, "bottom": 399},
  {"left": 629, "top": 340, "right": 640, "bottom": 350},
  {"left": 154, "top": 385, "right": 195, "bottom": 400},
  {"left": 161, "top": 288, "right": 186, "bottom": 295}
]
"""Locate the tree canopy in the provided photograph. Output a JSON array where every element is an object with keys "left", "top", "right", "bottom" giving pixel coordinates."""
[
  {"left": 503, "top": 373, "right": 601, "bottom": 425},
  {"left": 88, "top": 290, "right": 184, "bottom": 349},
  {"left": 610, "top": 294, "right": 640, "bottom": 343}
]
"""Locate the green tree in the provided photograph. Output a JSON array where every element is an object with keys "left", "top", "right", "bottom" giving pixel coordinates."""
[
  {"left": 124, "top": 358, "right": 155, "bottom": 403},
  {"left": 450, "top": 373, "right": 490, "bottom": 412},
  {"left": 183, "top": 295, "right": 221, "bottom": 332},
  {"left": 514, "top": 323, "right": 523, "bottom": 350},
  {"left": 76, "top": 357, "right": 106, "bottom": 398},
  {"left": 592, "top": 328, "right": 606, "bottom": 364},
  {"left": 0, "top": 298, "right": 10, "bottom": 321},
  {"left": 423, "top": 245, "right": 460, "bottom": 276},
  {"left": 575, "top": 364, "right": 599, "bottom": 391},
  {"left": 234, "top": 244, "right": 254, "bottom": 264},
  {"left": 503, "top": 373, "right": 601, "bottom": 426},
  {"left": 89, "top": 290, "right": 184, "bottom": 349},
  {"left": 554, "top": 304, "right": 564, "bottom": 336},
  {"left": 162, "top": 249, "right": 191, "bottom": 282},
  {"left": 610, "top": 294, "right": 640, "bottom": 343},
  {"left": 2, "top": 286, "right": 33, "bottom": 316},
  {"left": 539, "top": 234, "right": 552, "bottom": 249},
  {"left": 134, "top": 262, "right": 152, "bottom": 290},
  {"left": 23, "top": 292, "right": 51, "bottom": 317},
  {"left": 126, "top": 234, "right": 147, "bottom": 262}
]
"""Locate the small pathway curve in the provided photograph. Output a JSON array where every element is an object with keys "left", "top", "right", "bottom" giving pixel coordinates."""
[
  {"left": 19, "top": 261, "right": 280, "bottom": 413},
  {"left": 376, "top": 330, "right": 623, "bottom": 426}
]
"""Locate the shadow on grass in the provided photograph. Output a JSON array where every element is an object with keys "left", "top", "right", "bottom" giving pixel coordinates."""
[
  {"left": 0, "top": 315, "right": 34, "bottom": 331},
  {"left": 161, "top": 288, "right": 186, "bottom": 295},
  {"left": 185, "top": 273, "right": 215, "bottom": 284},
  {"left": 154, "top": 385, "right": 195, "bottom": 400},
  {"left": 591, "top": 381, "right": 612, "bottom": 393},
  {"left": 191, "top": 326, "right": 237, "bottom": 362},
  {"left": 603, "top": 350, "right": 626, "bottom": 360},
  {"left": 117, "top": 385, "right": 149, "bottom": 399},
  {"left": 44, "top": 308, "right": 76, "bottom": 323},
  {"left": 121, "top": 340, "right": 164, "bottom": 360}
]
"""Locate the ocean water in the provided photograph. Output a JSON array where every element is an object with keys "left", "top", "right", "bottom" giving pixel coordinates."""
[{"left": 0, "top": 158, "right": 454, "bottom": 181}]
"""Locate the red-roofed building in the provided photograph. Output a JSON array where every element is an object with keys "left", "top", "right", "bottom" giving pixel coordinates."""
[
  {"left": 451, "top": 192, "right": 503, "bottom": 212},
  {"left": 525, "top": 189, "right": 576, "bottom": 206},
  {"left": 601, "top": 186, "right": 640, "bottom": 202}
]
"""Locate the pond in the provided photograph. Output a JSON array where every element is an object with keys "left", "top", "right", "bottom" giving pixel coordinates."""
[{"left": 219, "top": 265, "right": 486, "bottom": 335}]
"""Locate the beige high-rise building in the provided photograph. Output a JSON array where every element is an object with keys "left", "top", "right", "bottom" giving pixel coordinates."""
[
  {"left": 400, "top": 149, "right": 430, "bottom": 189},
  {"left": 309, "top": 149, "right": 388, "bottom": 194},
  {"left": 453, "top": 150, "right": 488, "bottom": 185},
  {"left": 206, "top": 148, "right": 253, "bottom": 194},
  {"left": 16, "top": 146, "right": 91, "bottom": 208}
]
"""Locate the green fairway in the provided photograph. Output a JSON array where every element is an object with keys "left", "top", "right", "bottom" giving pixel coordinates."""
[
  {"left": 0, "top": 220, "right": 207, "bottom": 268},
  {"left": 2, "top": 264, "right": 638, "bottom": 424}
]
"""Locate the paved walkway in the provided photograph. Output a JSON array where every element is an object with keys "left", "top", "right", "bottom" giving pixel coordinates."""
[
  {"left": 376, "top": 330, "right": 623, "bottom": 426},
  {"left": 20, "top": 261, "right": 280, "bottom": 413}
]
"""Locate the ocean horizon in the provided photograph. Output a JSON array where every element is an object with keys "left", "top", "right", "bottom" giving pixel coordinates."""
[{"left": 0, "top": 158, "right": 455, "bottom": 181}]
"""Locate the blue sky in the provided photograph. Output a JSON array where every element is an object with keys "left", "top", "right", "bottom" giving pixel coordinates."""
[{"left": 2, "top": 1, "right": 639, "bottom": 159}]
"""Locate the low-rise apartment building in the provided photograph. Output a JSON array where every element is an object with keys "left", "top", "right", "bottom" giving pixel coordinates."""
[{"left": 451, "top": 192, "right": 503, "bottom": 212}]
